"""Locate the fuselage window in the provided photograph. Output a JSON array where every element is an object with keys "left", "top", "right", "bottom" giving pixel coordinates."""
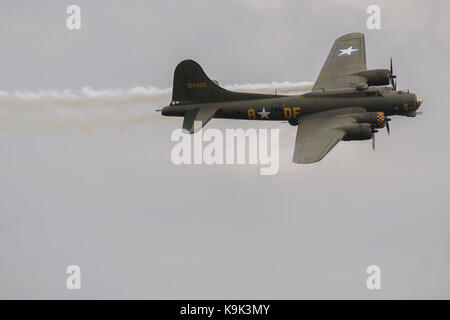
[{"left": 272, "top": 104, "right": 282, "bottom": 112}]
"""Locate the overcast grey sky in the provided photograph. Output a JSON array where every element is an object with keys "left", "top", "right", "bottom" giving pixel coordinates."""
[{"left": 1, "top": 0, "right": 449, "bottom": 299}]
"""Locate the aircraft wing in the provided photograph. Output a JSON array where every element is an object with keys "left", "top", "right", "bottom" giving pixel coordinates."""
[
  {"left": 312, "top": 33, "right": 367, "bottom": 91},
  {"left": 182, "top": 106, "right": 219, "bottom": 133},
  {"left": 293, "top": 108, "right": 365, "bottom": 164}
]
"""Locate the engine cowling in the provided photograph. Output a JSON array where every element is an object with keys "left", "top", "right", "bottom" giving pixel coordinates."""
[
  {"left": 353, "top": 69, "right": 391, "bottom": 86},
  {"left": 341, "top": 123, "right": 373, "bottom": 141},
  {"left": 352, "top": 112, "right": 387, "bottom": 129},
  {"left": 373, "top": 112, "right": 386, "bottom": 128}
]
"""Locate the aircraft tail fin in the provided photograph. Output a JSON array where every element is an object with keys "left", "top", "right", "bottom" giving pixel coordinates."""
[{"left": 171, "top": 60, "right": 278, "bottom": 104}]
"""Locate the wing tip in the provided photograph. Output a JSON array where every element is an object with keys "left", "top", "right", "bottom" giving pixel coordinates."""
[
  {"left": 338, "top": 32, "right": 365, "bottom": 40},
  {"left": 292, "top": 159, "right": 318, "bottom": 164},
  {"left": 293, "top": 149, "right": 324, "bottom": 164},
  {"left": 292, "top": 156, "right": 323, "bottom": 164}
]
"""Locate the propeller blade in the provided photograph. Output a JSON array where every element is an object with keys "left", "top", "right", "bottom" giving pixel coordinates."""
[
  {"left": 386, "top": 118, "right": 391, "bottom": 135},
  {"left": 390, "top": 58, "right": 397, "bottom": 90}
]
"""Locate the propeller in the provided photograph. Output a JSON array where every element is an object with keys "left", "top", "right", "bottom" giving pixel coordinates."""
[
  {"left": 390, "top": 57, "right": 397, "bottom": 91},
  {"left": 371, "top": 126, "right": 378, "bottom": 151},
  {"left": 386, "top": 117, "right": 391, "bottom": 135}
]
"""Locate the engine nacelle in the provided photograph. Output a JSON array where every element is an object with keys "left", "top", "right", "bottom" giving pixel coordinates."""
[
  {"left": 353, "top": 69, "right": 391, "bottom": 86},
  {"left": 373, "top": 111, "right": 386, "bottom": 128},
  {"left": 352, "top": 111, "right": 387, "bottom": 128},
  {"left": 341, "top": 123, "right": 373, "bottom": 141}
]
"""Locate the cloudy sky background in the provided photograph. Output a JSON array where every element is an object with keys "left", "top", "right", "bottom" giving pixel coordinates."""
[{"left": 0, "top": 0, "right": 449, "bottom": 298}]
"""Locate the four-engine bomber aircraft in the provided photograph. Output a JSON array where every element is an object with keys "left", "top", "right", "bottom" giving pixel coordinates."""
[{"left": 162, "top": 32, "right": 423, "bottom": 163}]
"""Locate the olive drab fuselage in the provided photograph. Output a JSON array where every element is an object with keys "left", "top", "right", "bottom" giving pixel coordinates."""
[{"left": 162, "top": 87, "right": 421, "bottom": 122}]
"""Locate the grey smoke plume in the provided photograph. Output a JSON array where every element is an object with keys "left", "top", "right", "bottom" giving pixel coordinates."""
[
  {"left": 223, "top": 81, "right": 312, "bottom": 94},
  {"left": 0, "top": 81, "right": 313, "bottom": 132}
]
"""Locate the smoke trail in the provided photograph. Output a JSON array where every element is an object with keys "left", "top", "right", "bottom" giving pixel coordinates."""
[
  {"left": 0, "top": 81, "right": 313, "bottom": 132},
  {"left": 223, "top": 81, "right": 312, "bottom": 94}
]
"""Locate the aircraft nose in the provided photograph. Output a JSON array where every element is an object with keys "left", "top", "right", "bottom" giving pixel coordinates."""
[{"left": 416, "top": 94, "right": 423, "bottom": 108}]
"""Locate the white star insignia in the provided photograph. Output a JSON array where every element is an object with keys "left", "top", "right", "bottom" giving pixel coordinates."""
[
  {"left": 258, "top": 107, "right": 270, "bottom": 119},
  {"left": 338, "top": 46, "right": 359, "bottom": 56}
]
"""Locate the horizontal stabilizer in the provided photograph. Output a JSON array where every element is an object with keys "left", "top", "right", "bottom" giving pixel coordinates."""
[{"left": 182, "top": 106, "right": 219, "bottom": 134}]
